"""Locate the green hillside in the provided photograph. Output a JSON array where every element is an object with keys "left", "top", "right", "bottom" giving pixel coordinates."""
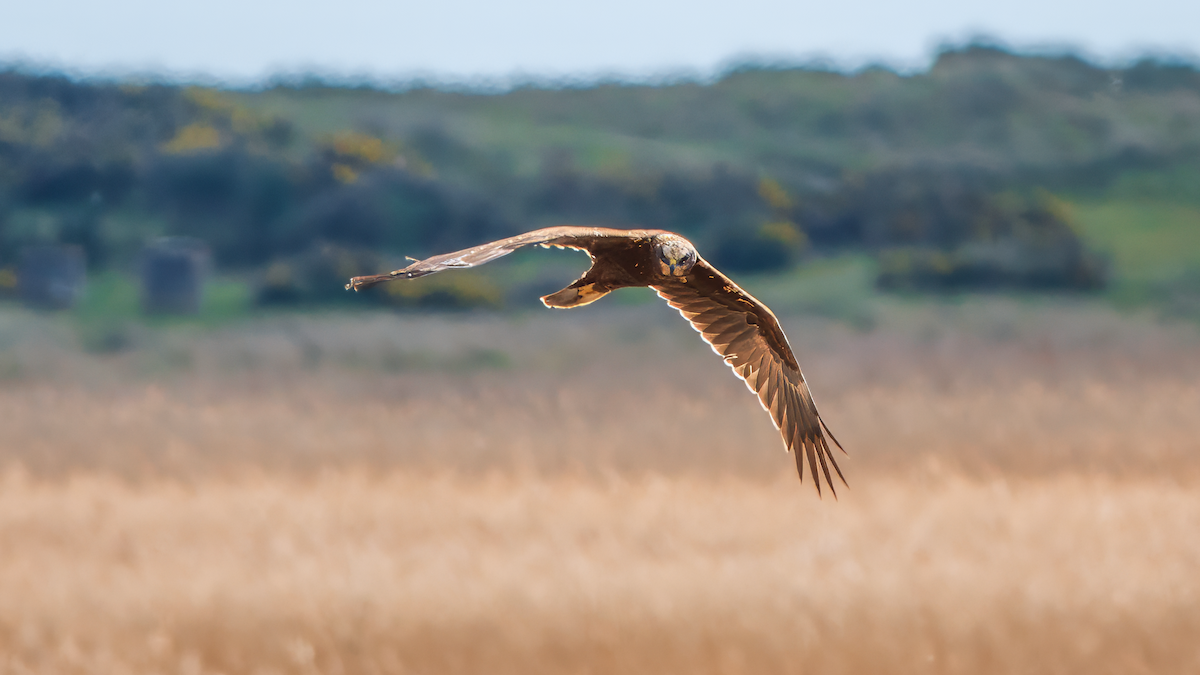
[{"left": 2, "top": 44, "right": 1199, "bottom": 315}]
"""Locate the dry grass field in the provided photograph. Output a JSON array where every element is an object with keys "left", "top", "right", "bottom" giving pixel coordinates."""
[{"left": 1, "top": 298, "right": 1199, "bottom": 674}]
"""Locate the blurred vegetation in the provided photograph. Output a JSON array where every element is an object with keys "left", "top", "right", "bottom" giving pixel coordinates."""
[{"left": 2, "top": 44, "right": 1199, "bottom": 316}]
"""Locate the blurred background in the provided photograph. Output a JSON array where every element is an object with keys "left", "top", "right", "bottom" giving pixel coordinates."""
[{"left": 1, "top": 2, "right": 1199, "bottom": 674}]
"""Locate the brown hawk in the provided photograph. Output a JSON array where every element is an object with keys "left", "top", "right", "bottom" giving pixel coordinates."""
[{"left": 348, "top": 227, "right": 847, "bottom": 496}]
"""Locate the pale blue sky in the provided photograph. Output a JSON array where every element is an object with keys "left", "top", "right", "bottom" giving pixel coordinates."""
[{"left": 3, "top": 0, "right": 1198, "bottom": 84}]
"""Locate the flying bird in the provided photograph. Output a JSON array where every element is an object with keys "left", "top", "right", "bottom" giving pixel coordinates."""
[{"left": 347, "top": 227, "right": 846, "bottom": 496}]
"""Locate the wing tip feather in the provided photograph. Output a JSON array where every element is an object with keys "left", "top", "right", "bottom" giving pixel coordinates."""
[{"left": 655, "top": 276, "right": 848, "bottom": 498}]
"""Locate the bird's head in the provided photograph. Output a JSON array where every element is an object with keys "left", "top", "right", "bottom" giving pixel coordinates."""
[{"left": 653, "top": 235, "right": 698, "bottom": 277}]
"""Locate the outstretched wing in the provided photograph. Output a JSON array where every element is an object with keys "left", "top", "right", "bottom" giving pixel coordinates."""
[
  {"left": 653, "top": 259, "right": 846, "bottom": 497},
  {"left": 346, "top": 226, "right": 663, "bottom": 291}
]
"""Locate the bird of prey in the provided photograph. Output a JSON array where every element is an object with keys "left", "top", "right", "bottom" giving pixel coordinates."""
[{"left": 348, "top": 226, "right": 846, "bottom": 496}]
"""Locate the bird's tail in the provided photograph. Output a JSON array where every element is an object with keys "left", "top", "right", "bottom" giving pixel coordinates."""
[{"left": 540, "top": 282, "right": 611, "bottom": 309}]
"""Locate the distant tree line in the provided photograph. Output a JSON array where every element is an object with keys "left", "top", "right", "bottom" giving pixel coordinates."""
[{"left": 4, "top": 45, "right": 1200, "bottom": 304}]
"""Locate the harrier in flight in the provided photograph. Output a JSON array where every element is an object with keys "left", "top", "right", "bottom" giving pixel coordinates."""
[{"left": 348, "top": 227, "right": 846, "bottom": 496}]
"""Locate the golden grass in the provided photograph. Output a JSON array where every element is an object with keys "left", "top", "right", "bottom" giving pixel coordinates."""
[
  {"left": 1, "top": 300, "right": 1199, "bottom": 673},
  {"left": 1, "top": 472, "right": 1198, "bottom": 675}
]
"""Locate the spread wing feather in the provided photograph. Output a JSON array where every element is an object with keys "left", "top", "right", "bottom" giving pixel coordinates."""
[
  {"left": 346, "top": 226, "right": 665, "bottom": 291},
  {"left": 653, "top": 259, "right": 846, "bottom": 497}
]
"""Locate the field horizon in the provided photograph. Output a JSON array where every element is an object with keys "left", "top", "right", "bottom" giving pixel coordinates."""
[{"left": 1, "top": 298, "right": 1199, "bottom": 674}]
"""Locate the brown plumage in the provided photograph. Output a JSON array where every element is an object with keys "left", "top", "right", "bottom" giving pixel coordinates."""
[{"left": 348, "top": 226, "right": 846, "bottom": 496}]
